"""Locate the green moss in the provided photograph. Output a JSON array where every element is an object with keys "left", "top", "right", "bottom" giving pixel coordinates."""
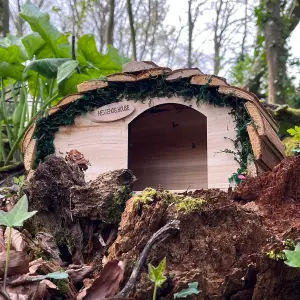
[
  {"left": 175, "top": 197, "right": 206, "bottom": 211},
  {"left": 108, "top": 185, "right": 132, "bottom": 223},
  {"left": 266, "top": 250, "right": 286, "bottom": 261},
  {"left": 282, "top": 136, "right": 299, "bottom": 156},
  {"left": 133, "top": 188, "right": 207, "bottom": 212},
  {"left": 52, "top": 278, "right": 69, "bottom": 295}
]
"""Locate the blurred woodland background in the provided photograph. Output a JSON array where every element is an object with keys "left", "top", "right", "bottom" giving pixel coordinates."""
[{"left": 0, "top": 0, "right": 300, "bottom": 168}]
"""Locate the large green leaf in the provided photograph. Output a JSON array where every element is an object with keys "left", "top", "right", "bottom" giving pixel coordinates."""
[
  {"left": 284, "top": 243, "right": 300, "bottom": 268},
  {"left": 24, "top": 58, "right": 71, "bottom": 78},
  {"left": 78, "top": 34, "right": 122, "bottom": 74},
  {"left": 0, "top": 34, "right": 28, "bottom": 61},
  {"left": 0, "top": 45, "right": 22, "bottom": 64},
  {"left": 174, "top": 282, "right": 201, "bottom": 298},
  {"left": 22, "top": 33, "right": 46, "bottom": 59},
  {"left": 0, "top": 195, "right": 37, "bottom": 227},
  {"left": 20, "top": 3, "right": 71, "bottom": 57},
  {"left": 0, "top": 62, "right": 24, "bottom": 81},
  {"left": 148, "top": 257, "right": 167, "bottom": 287},
  {"left": 57, "top": 60, "right": 79, "bottom": 85},
  {"left": 58, "top": 72, "right": 90, "bottom": 96}
]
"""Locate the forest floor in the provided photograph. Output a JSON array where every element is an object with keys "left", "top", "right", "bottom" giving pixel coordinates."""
[{"left": 2, "top": 155, "right": 300, "bottom": 299}]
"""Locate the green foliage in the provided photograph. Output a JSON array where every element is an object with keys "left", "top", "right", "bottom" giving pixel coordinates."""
[
  {"left": 148, "top": 257, "right": 167, "bottom": 287},
  {"left": 148, "top": 257, "right": 167, "bottom": 300},
  {"left": 0, "top": 2, "right": 128, "bottom": 168},
  {"left": 28, "top": 271, "right": 69, "bottom": 281},
  {"left": 231, "top": 54, "right": 253, "bottom": 86},
  {"left": 174, "top": 282, "right": 201, "bottom": 299},
  {"left": 287, "top": 126, "right": 300, "bottom": 141},
  {"left": 0, "top": 194, "right": 37, "bottom": 227},
  {"left": 266, "top": 250, "right": 286, "bottom": 261},
  {"left": 284, "top": 243, "right": 300, "bottom": 268}
]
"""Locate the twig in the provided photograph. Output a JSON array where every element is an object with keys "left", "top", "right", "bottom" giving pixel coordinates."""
[
  {"left": 72, "top": 35, "right": 80, "bottom": 74},
  {"left": 0, "top": 289, "right": 10, "bottom": 300},
  {"left": 116, "top": 220, "right": 180, "bottom": 298}
]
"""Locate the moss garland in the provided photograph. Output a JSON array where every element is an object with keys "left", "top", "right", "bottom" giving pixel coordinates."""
[{"left": 33, "top": 76, "right": 252, "bottom": 184}]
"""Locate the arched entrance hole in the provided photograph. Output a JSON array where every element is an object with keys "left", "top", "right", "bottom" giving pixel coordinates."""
[{"left": 128, "top": 103, "right": 208, "bottom": 190}]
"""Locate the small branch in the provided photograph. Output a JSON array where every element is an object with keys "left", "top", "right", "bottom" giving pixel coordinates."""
[
  {"left": 116, "top": 220, "right": 180, "bottom": 298},
  {"left": 72, "top": 35, "right": 80, "bottom": 74}
]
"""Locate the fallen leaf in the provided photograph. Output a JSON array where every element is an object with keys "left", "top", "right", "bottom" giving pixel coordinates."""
[
  {"left": 82, "top": 260, "right": 125, "bottom": 300},
  {"left": 29, "top": 258, "right": 44, "bottom": 274},
  {"left": 0, "top": 250, "right": 29, "bottom": 277},
  {"left": 5, "top": 228, "right": 27, "bottom": 251},
  {"left": 66, "top": 265, "right": 94, "bottom": 284}
]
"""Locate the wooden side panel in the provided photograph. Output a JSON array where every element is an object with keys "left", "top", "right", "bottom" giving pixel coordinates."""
[{"left": 54, "top": 96, "right": 238, "bottom": 189}]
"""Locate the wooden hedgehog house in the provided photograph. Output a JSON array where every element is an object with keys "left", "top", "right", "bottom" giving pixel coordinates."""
[{"left": 22, "top": 61, "right": 285, "bottom": 191}]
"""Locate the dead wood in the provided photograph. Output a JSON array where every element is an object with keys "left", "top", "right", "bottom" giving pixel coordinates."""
[{"left": 116, "top": 220, "right": 180, "bottom": 298}]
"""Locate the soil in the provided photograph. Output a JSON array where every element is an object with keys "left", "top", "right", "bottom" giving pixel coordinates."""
[{"left": 22, "top": 155, "right": 300, "bottom": 299}]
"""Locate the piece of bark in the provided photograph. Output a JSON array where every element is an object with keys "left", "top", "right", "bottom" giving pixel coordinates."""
[
  {"left": 66, "top": 265, "right": 94, "bottom": 284},
  {"left": 166, "top": 68, "right": 203, "bottom": 81},
  {"left": 191, "top": 74, "right": 228, "bottom": 87},
  {"left": 70, "top": 169, "right": 135, "bottom": 223},
  {"left": 122, "top": 61, "right": 158, "bottom": 73},
  {"left": 24, "top": 139, "right": 36, "bottom": 171},
  {"left": 107, "top": 73, "right": 137, "bottom": 82},
  {"left": 77, "top": 80, "right": 108, "bottom": 93},
  {"left": 21, "top": 124, "right": 36, "bottom": 153},
  {"left": 136, "top": 67, "right": 172, "bottom": 80},
  {"left": 48, "top": 93, "right": 82, "bottom": 116}
]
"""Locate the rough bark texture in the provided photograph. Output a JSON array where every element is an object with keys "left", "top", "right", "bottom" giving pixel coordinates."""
[
  {"left": 264, "top": 0, "right": 288, "bottom": 105},
  {"left": 108, "top": 157, "right": 300, "bottom": 299},
  {"left": 106, "top": 0, "right": 115, "bottom": 46},
  {"left": 0, "top": 0, "right": 9, "bottom": 37},
  {"left": 26, "top": 156, "right": 135, "bottom": 265},
  {"left": 71, "top": 169, "right": 135, "bottom": 223},
  {"left": 127, "top": 0, "right": 137, "bottom": 61}
]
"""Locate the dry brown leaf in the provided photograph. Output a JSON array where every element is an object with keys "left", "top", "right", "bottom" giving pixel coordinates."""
[
  {"left": 0, "top": 251, "right": 29, "bottom": 277},
  {"left": 5, "top": 228, "right": 27, "bottom": 251},
  {"left": 66, "top": 265, "right": 94, "bottom": 284},
  {"left": 29, "top": 258, "right": 44, "bottom": 274},
  {"left": 82, "top": 260, "right": 125, "bottom": 300}
]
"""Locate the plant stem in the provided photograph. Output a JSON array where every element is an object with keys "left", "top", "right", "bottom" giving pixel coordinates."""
[
  {"left": 4, "top": 92, "right": 58, "bottom": 166},
  {"left": 3, "top": 227, "right": 12, "bottom": 294},
  {"left": 153, "top": 284, "right": 157, "bottom": 300}
]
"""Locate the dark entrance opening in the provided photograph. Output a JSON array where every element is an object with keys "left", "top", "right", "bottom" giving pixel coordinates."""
[{"left": 128, "top": 103, "right": 208, "bottom": 190}]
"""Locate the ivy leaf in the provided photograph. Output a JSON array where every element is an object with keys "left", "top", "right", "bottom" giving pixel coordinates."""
[
  {"left": 57, "top": 60, "right": 79, "bottom": 85},
  {"left": 24, "top": 58, "right": 71, "bottom": 78},
  {"left": 148, "top": 257, "right": 167, "bottom": 287},
  {"left": 174, "top": 282, "right": 201, "bottom": 298},
  {"left": 0, "top": 45, "right": 22, "bottom": 64},
  {"left": 283, "top": 243, "right": 300, "bottom": 268},
  {"left": 287, "top": 126, "right": 300, "bottom": 141},
  {"left": 0, "top": 195, "right": 37, "bottom": 227},
  {"left": 28, "top": 271, "right": 69, "bottom": 281}
]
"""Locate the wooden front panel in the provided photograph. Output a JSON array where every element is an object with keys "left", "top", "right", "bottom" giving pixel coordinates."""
[
  {"left": 54, "top": 96, "right": 238, "bottom": 189},
  {"left": 129, "top": 104, "right": 207, "bottom": 190}
]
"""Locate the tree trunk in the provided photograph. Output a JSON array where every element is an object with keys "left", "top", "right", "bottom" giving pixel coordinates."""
[
  {"left": 106, "top": 0, "right": 115, "bottom": 46},
  {"left": 127, "top": 0, "right": 137, "bottom": 61},
  {"left": 0, "top": 0, "right": 9, "bottom": 37},
  {"left": 188, "top": 0, "right": 193, "bottom": 68},
  {"left": 264, "top": 0, "right": 287, "bottom": 104}
]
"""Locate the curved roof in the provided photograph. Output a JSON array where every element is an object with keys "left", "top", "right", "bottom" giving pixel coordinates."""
[{"left": 22, "top": 61, "right": 285, "bottom": 174}]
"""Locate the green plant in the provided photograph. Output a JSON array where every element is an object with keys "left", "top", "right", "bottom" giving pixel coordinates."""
[
  {"left": 174, "top": 282, "right": 201, "bottom": 298},
  {"left": 0, "top": 3, "right": 128, "bottom": 169},
  {"left": 0, "top": 195, "right": 37, "bottom": 296},
  {"left": 148, "top": 257, "right": 167, "bottom": 300},
  {"left": 283, "top": 243, "right": 300, "bottom": 268},
  {"left": 286, "top": 126, "right": 300, "bottom": 154}
]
